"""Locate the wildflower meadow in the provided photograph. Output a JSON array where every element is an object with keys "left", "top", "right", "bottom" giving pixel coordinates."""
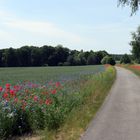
[{"left": 0, "top": 65, "right": 109, "bottom": 139}]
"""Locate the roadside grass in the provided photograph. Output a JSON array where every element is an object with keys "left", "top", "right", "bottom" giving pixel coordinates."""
[
  {"left": 42, "top": 66, "right": 116, "bottom": 140},
  {"left": 118, "top": 64, "right": 140, "bottom": 77}
]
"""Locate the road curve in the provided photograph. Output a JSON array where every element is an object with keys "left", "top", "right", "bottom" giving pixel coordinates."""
[{"left": 81, "top": 67, "right": 140, "bottom": 140}]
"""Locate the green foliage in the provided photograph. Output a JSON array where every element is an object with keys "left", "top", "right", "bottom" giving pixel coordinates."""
[
  {"left": 87, "top": 53, "right": 100, "bottom": 65},
  {"left": 120, "top": 54, "right": 131, "bottom": 64},
  {"left": 0, "top": 45, "right": 110, "bottom": 67},
  {"left": 130, "top": 26, "right": 140, "bottom": 63},
  {"left": 0, "top": 107, "right": 32, "bottom": 138},
  {"left": 118, "top": 0, "right": 140, "bottom": 15},
  {"left": 101, "top": 55, "right": 116, "bottom": 65}
]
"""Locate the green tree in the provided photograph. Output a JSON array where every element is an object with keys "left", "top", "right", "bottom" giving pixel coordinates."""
[
  {"left": 120, "top": 54, "right": 131, "bottom": 64},
  {"left": 130, "top": 26, "right": 140, "bottom": 63},
  {"left": 2, "top": 48, "right": 18, "bottom": 67},
  {"left": 95, "top": 51, "right": 108, "bottom": 64},
  {"left": 87, "top": 53, "right": 100, "bottom": 65},
  {"left": 30, "top": 46, "right": 42, "bottom": 66},
  {"left": 40, "top": 45, "right": 55, "bottom": 65},
  {"left": 78, "top": 50, "right": 87, "bottom": 65},
  {"left": 101, "top": 55, "right": 116, "bottom": 65},
  {"left": 17, "top": 46, "right": 31, "bottom": 66},
  {"left": 118, "top": 0, "right": 140, "bottom": 15},
  {"left": 47, "top": 45, "right": 69, "bottom": 66},
  {"left": 0, "top": 50, "right": 4, "bottom": 66}
]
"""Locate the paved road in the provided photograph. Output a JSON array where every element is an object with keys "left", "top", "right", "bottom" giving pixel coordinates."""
[{"left": 81, "top": 67, "right": 140, "bottom": 140}]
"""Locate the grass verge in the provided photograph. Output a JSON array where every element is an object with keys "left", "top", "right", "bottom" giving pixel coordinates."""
[
  {"left": 43, "top": 66, "right": 116, "bottom": 140},
  {"left": 118, "top": 64, "right": 140, "bottom": 77}
]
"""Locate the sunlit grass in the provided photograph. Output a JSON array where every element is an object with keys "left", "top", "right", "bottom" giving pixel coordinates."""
[{"left": 42, "top": 66, "right": 116, "bottom": 140}]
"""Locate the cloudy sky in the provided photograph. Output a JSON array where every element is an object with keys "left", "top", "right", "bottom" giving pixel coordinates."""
[{"left": 0, "top": 0, "right": 140, "bottom": 54}]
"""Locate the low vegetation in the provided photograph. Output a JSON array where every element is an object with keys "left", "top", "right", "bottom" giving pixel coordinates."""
[
  {"left": 43, "top": 65, "right": 116, "bottom": 140},
  {"left": 0, "top": 65, "right": 116, "bottom": 139},
  {"left": 119, "top": 64, "right": 140, "bottom": 77},
  {"left": 0, "top": 66, "right": 109, "bottom": 139}
]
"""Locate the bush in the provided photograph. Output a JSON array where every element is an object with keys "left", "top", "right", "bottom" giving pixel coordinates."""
[{"left": 101, "top": 55, "right": 116, "bottom": 65}]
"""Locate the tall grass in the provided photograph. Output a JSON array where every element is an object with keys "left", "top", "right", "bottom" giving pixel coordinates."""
[{"left": 43, "top": 66, "right": 116, "bottom": 140}]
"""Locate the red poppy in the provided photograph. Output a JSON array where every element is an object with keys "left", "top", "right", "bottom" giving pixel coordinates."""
[
  {"left": 10, "top": 90, "right": 16, "bottom": 96},
  {"left": 33, "top": 96, "right": 38, "bottom": 102},
  {"left": 51, "top": 89, "right": 57, "bottom": 94},
  {"left": 6, "top": 83, "right": 10, "bottom": 88},
  {"left": 45, "top": 99, "right": 52, "bottom": 105},
  {"left": 3, "top": 93, "right": 8, "bottom": 98},
  {"left": 131, "top": 65, "right": 140, "bottom": 70},
  {"left": 0, "top": 86, "right": 3, "bottom": 92},
  {"left": 55, "top": 82, "right": 61, "bottom": 88}
]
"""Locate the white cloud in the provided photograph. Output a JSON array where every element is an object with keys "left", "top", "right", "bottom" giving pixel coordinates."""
[
  {"left": 0, "top": 9, "right": 93, "bottom": 48},
  {"left": 0, "top": 10, "right": 98, "bottom": 51}
]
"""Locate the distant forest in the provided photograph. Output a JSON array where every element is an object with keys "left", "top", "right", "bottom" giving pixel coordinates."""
[{"left": 0, "top": 45, "right": 121, "bottom": 67}]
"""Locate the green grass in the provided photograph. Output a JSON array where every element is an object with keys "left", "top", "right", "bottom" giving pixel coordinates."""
[
  {"left": 119, "top": 64, "right": 140, "bottom": 77},
  {"left": 42, "top": 66, "right": 116, "bottom": 140},
  {"left": 0, "top": 65, "right": 105, "bottom": 85}
]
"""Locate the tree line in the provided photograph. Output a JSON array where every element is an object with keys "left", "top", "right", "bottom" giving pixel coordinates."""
[{"left": 0, "top": 45, "right": 114, "bottom": 67}]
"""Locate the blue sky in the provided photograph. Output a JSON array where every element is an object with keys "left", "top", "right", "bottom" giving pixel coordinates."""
[{"left": 0, "top": 0, "right": 140, "bottom": 54}]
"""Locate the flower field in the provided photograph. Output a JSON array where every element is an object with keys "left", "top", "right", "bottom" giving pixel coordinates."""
[{"left": 0, "top": 65, "right": 107, "bottom": 139}]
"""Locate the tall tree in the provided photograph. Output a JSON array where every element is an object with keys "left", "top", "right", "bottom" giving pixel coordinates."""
[
  {"left": 0, "top": 50, "right": 3, "bottom": 66},
  {"left": 120, "top": 54, "right": 131, "bottom": 64},
  {"left": 30, "top": 46, "right": 42, "bottom": 66},
  {"left": 118, "top": 0, "right": 140, "bottom": 15},
  {"left": 40, "top": 45, "right": 55, "bottom": 65},
  {"left": 130, "top": 26, "right": 140, "bottom": 63},
  {"left": 17, "top": 46, "right": 31, "bottom": 66},
  {"left": 2, "top": 48, "right": 18, "bottom": 67}
]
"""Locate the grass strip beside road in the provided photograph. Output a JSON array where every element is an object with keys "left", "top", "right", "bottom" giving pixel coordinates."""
[
  {"left": 43, "top": 66, "right": 116, "bottom": 140},
  {"left": 118, "top": 64, "right": 140, "bottom": 77}
]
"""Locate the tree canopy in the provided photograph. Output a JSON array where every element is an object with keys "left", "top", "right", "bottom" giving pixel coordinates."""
[
  {"left": 0, "top": 45, "right": 110, "bottom": 67},
  {"left": 130, "top": 26, "right": 140, "bottom": 63},
  {"left": 118, "top": 0, "right": 140, "bottom": 15},
  {"left": 120, "top": 54, "right": 131, "bottom": 64}
]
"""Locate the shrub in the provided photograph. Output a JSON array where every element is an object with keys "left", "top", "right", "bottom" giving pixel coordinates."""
[{"left": 101, "top": 55, "right": 116, "bottom": 65}]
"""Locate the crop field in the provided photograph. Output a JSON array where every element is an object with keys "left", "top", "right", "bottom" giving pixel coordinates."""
[
  {"left": 0, "top": 65, "right": 108, "bottom": 139},
  {"left": 0, "top": 65, "right": 105, "bottom": 85}
]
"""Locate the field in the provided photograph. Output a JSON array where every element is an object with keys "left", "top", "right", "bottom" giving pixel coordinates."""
[
  {"left": 0, "top": 65, "right": 115, "bottom": 140},
  {"left": 0, "top": 66, "right": 105, "bottom": 85}
]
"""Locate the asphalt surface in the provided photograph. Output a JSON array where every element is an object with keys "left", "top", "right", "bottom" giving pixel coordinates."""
[{"left": 81, "top": 67, "right": 140, "bottom": 140}]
